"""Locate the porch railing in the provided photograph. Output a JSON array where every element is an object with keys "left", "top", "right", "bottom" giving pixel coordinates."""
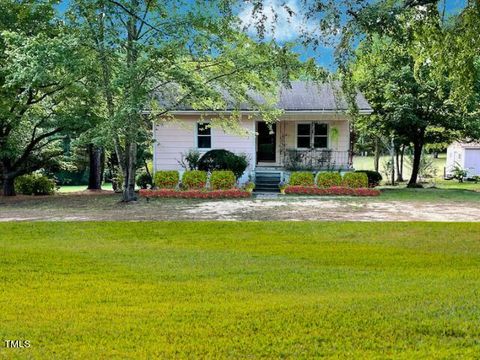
[{"left": 283, "top": 149, "right": 351, "bottom": 171}]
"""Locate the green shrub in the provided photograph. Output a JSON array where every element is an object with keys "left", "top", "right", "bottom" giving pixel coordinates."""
[
  {"left": 198, "top": 149, "right": 248, "bottom": 179},
  {"left": 210, "top": 170, "right": 236, "bottom": 190},
  {"left": 178, "top": 149, "right": 201, "bottom": 170},
  {"left": 342, "top": 172, "right": 368, "bottom": 188},
  {"left": 136, "top": 172, "right": 153, "bottom": 189},
  {"left": 289, "top": 171, "right": 314, "bottom": 186},
  {"left": 15, "top": 175, "right": 35, "bottom": 195},
  {"left": 316, "top": 172, "right": 342, "bottom": 188},
  {"left": 354, "top": 170, "right": 382, "bottom": 187},
  {"left": 154, "top": 171, "right": 179, "bottom": 189},
  {"left": 182, "top": 170, "right": 207, "bottom": 190},
  {"left": 15, "top": 174, "right": 55, "bottom": 195}
]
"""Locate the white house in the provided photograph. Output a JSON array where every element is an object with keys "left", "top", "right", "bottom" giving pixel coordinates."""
[
  {"left": 152, "top": 81, "right": 372, "bottom": 191},
  {"left": 446, "top": 142, "right": 480, "bottom": 179}
]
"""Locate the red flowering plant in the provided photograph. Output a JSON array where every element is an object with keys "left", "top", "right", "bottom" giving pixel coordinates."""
[
  {"left": 139, "top": 188, "right": 251, "bottom": 199},
  {"left": 284, "top": 186, "right": 380, "bottom": 196}
]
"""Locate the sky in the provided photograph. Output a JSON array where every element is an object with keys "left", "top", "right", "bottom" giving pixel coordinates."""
[
  {"left": 58, "top": 0, "right": 468, "bottom": 71},
  {"left": 236, "top": 0, "right": 468, "bottom": 70}
]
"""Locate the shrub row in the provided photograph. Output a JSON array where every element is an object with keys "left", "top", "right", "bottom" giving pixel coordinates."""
[
  {"left": 342, "top": 172, "right": 369, "bottom": 188},
  {"left": 154, "top": 170, "right": 236, "bottom": 190},
  {"left": 210, "top": 171, "right": 236, "bottom": 190},
  {"left": 139, "top": 189, "right": 251, "bottom": 199},
  {"left": 182, "top": 170, "right": 207, "bottom": 190},
  {"left": 15, "top": 174, "right": 55, "bottom": 195},
  {"left": 154, "top": 170, "right": 179, "bottom": 189},
  {"left": 285, "top": 186, "right": 380, "bottom": 196},
  {"left": 289, "top": 171, "right": 370, "bottom": 189},
  {"left": 316, "top": 172, "right": 342, "bottom": 188}
]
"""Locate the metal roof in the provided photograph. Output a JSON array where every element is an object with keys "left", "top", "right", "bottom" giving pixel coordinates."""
[{"left": 154, "top": 80, "right": 372, "bottom": 113}]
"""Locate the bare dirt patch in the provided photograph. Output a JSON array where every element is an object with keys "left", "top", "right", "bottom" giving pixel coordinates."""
[{"left": 1, "top": 193, "right": 479, "bottom": 221}]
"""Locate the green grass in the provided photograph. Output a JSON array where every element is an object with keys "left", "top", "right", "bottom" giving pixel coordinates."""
[
  {"left": 353, "top": 154, "right": 447, "bottom": 180},
  {"left": 57, "top": 183, "right": 113, "bottom": 193},
  {"left": 1, "top": 222, "right": 479, "bottom": 358},
  {"left": 377, "top": 186, "right": 480, "bottom": 201}
]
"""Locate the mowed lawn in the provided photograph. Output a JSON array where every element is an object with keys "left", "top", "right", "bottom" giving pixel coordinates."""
[{"left": 1, "top": 222, "right": 480, "bottom": 358}]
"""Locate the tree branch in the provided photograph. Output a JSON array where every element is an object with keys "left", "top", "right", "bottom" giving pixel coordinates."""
[{"left": 12, "top": 127, "right": 63, "bottom": 169}]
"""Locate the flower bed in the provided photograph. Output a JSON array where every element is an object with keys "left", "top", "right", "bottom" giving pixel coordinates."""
[
  {"left": 285, "top": 186, "right": 381, "bottom": 196},
  {"left": 139, "top": 188, "right": 251, "bottom": 199}
]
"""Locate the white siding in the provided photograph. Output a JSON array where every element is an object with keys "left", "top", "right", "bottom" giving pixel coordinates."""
[
  {"left": 154, "top": 116, "right": 255, "bottom": 183},
  {"left": 446, "top": 144, "right": 464, "bottom": 176},
  {"left": 153, "top": 112, "right": 352, "bottom": 181},
  {"left": 464, "top": 149, "right": 480, "bottom": 177}
]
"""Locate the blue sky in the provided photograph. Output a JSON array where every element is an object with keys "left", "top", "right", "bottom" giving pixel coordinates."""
[{"left": 58, "top": 0, "right": 467, "bottom": 70}]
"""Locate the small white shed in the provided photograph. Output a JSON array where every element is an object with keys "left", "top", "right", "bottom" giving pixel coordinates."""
[{"left": 445, "top": 142, "right": 480, "bottom": 178}]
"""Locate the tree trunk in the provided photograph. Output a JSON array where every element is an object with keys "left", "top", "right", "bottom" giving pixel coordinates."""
[
  {"left": 397, "top": 144, "right": 405, "bottom": 182},
  {"left": 348, "top": 120, "right": 355, "bottom": 167},
  {"left": 374, "top": 137, "right": 380, "bottom": 172},
  {"left": 408, "top": 140, "right": 424, "bottom": 187},
  {"left": 2, "top": 175, "right": 15, "bottom": 196},
  {"left": 120, "top": 0, "right": 139, "bottom": 203},
  {"left": 87, "top": 144, "right": 103, "bottom": 190},
  {"left": 400, "top": 144, "right": 405, "bottom": 181},
  {"left": 122, "top": 141, "right": 137, "bottom": 202}
]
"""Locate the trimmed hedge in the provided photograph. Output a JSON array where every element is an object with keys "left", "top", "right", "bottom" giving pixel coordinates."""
[
  {"left": 15, "top": 174, "right": 55, "bottom": 195},
  {"left": 139, "top": 189, "right": 251, "bottom": 199},
  {"left": 154, "top": 171, "right": 179, "bottom": 189},
  {"left": 355, "top": 170, "right": 382, "bottom": 187},
  {"left": 342, "top": 172, "right": 368, "bottom": 189},
  {"left": 182, "top": 170, "right": 207, "bottom": 190},
  {"left": 210, "top": 170, "right": 236, "bottom": 190},
  {"left": 289, "top": 171, "right": 315, "bottom": 186},
  {"left": 198, "top": 149, "right": 248, "bottom": 179},
  {"left": 316, "top": 172, "right": 342, "bottom": 188},
  {"left": 285, "top": 186, "right": 380, "bottom": 196}
]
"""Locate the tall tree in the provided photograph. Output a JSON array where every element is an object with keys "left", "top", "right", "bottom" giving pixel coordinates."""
[
  {"left": 71, "top": 0, "right": 298, "bottom": 201},
  {"left": 0, "top": 0, "right": 90, "bottom": 196}
]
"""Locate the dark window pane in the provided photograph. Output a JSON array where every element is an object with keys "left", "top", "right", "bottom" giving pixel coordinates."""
[
  {"left": 198, "top": 136, "right": 211, "bottom": 148},
  {"left": 297, "top": 124, "right": 310, "bottom": 136},
  {"left": 314, "top": 123, "right": 328, "bottom": 136},
  {"left": 198, "top": 123, "right": 211, "bottom": 135},
  {"left": 297, "top": 136, "right": 311, "bottom": 148},
  {"left": 314, "top": 136, "right": 328, "bottom": 148}
]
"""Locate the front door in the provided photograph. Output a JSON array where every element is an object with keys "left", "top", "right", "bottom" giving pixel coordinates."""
[{"left": 257, "top": 122, "right": 276, "bottom": 163}]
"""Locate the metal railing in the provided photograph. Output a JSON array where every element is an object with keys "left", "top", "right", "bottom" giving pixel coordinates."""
[{"left": 283, "top": 149, "right": 351, "bottom": 171}]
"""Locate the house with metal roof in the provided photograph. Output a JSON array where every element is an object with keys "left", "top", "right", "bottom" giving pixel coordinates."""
[{"left": 152, "top": 80, "right": 372, "bottom": 191}]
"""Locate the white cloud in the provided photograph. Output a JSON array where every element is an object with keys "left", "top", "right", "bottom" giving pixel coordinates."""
[{"left": 237, "top": 0, "right": 311, "bottom": 42}]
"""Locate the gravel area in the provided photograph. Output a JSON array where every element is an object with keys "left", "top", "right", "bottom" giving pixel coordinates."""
[{"left": 1, "top": 192, "right": 479, "bottom": 221}]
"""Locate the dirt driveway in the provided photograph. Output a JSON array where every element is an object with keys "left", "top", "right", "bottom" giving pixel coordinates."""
[{"left": 0, "top": 192, "right": 479, "bottom": 221}]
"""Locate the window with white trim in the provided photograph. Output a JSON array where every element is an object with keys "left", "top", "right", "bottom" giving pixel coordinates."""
[
  {"left": 296, "top": 122, "right": 328, "bottom": 149},
  {"left": 197, "top": 122, "right": 211, "bottom": 149}
]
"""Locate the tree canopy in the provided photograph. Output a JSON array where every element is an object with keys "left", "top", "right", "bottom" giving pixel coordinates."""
[{"left": 0, "top": 0, "right": 94, "bottom": 195}]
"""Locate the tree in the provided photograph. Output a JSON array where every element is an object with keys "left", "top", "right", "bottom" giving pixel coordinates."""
[
  {"left": 0, "top": 1, "right": 91, "bottom": 196},
  {"left": 350, "top": 4, "right": 478, "bottom": 186},
  {"left": 242, "top": 1, "right": 479, "bottom": 184},
  {"left": 71, "top": 0, "right": 299, "bottom": 202}
]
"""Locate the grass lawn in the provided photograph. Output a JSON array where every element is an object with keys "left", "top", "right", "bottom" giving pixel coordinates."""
[
  {"left": 353, "top": 154, "right": 447, "bottom": 180},
  {"left": 57, "top": 183, "right": 113, "bottom": 193},
  {"left": 1, "top": 222, "right": 479, "bottom": 358},
  {"left": 377, "top": 186, "right": 480, "bottom": 201}
]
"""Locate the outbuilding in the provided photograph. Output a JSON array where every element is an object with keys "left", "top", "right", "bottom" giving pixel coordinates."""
[{"left": 445, "top": 142, "right": 480, "bottom": 178}]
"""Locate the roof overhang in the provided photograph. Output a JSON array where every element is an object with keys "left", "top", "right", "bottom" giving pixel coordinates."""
[{"left": 145, "top": 109, "right": 372, "bottom": 116}]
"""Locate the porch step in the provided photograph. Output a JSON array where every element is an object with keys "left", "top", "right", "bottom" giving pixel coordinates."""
[{"left": 255, "top": 171, "right": 281, "bottom": 193}]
